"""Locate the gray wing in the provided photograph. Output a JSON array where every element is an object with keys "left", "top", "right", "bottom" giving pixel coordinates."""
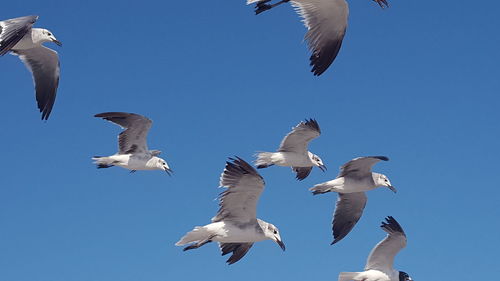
[
  {"left": 339, "top": 156, "right": 389, "bottom": 179},
  {"left": 292, "top": 166, "right": 313, "bottom": 181},
  {"left": 0, "top": 15, "right": 38, "bottom": 56},
  {"left": 94, "top": 112, "right": 153, "bottom": 154},
  {"left": 212, "top": 157, "right": 265, "bottom": 223},
  {"left": 331, "top": 192, "right": 367, "bottom": 244},
  {"left": 290, "top": 0, "right": 348, "bottom": 76},
  {"left": 13, "top": 46, "right": 60, "bottom": 120},
  {"left": 278, "top": 119, "right": 321, "bottom": 154},
  {"left": 365, "top": 216, "right": 407, "bottom": 273},
  {"left": 219, "top": 242, "right": 254, "bottom": 265}
]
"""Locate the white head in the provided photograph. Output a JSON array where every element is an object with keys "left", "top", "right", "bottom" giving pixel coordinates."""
[
  {"left": 262, "top": 221, "right": 285, "bottom": 251},
  {"left": 32, "top": 28, "right": 62, "bottom": 46},
  {"left": 373, "top": 173, "right": 397, "bottom": 193},
  {"left": 308, "top": 152, "right": 327, "bottom": 172},
  {"left": 150, "top": 157, "right": 172, "bottom": 175}
]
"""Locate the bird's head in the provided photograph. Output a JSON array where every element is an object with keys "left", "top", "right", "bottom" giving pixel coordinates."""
[
  {"left": 155, "top": 157, "right": 172, "bottom": 176},
  {"left": 399, "top": 271, "right": 413, "bottom": 281},
  {"left": 309, "top": 152, "right": 327, "bottom": 172},
  {"left": 374, "top": 173, "right": 396, "bottom": 193},
  {"left": 40, "top": 28, "right": 62, "bottom": 46},
  {"left": 265, "top": 223, "right": 285, "bottom": 251}
]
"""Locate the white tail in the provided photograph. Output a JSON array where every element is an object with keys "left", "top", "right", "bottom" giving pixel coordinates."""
[
  {"left": 175, "top": 226, "right": 209, "bottom": 246},
  {"left": 92, "top": 156, "right": 114, "bottom": 169},
  {"left": 247, "top": 0, "right": 261, "bottom": 4},
  {"left": 255, "top": 152, "right": 275, "bottom": 169},
  {"left": 338, "top": 272, "right": 360, "bottom": 281}
]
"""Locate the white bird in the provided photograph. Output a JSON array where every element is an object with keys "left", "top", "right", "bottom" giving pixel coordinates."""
[
  {"left": 310, "top": 156, "right": 395, "bottom": 244},
  {"left": 338, "top": 216, "right": 413, "bottom": 281},
  {"left": 0, "top": 15, "right": 61, "bottom": 120},
  {"left": 92, "top": 112, "right": 172, "bottom": 175},
  {"left": 246, "top": 0, "right": 389, "bottom": 76},
  {"left": 176, "top": 157, "right": 285, "bottom": 264},
  {"left": 255, "top": 119, "right": 326, "bottom": 180}
]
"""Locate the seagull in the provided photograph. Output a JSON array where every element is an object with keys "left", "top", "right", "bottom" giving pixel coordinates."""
[
  {"left": 255, "top": 119, "right": 326, "bottom": 180},
  {"left": 246, "top": 0, "right": 389, "bottom": 76},
  {"left": 176, "top": 157, "right": 285, "bottom": 265},
  {"left": 338, "top": 216, "right": 413, "bottom": 281},
  {"left": 92, "top": 112, "right": 172, "bottom": 175},
  {"left": 310, "top": 156, "right": 395, "bottom": 244},
  {"left": 0, "top": 15, "right": 61, "bottom": 120}
]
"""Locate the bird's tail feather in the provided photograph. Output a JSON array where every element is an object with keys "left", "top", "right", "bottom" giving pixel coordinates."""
[
  {"left": 92, "top": 156, "right": 114, "bottom": 169},
  {"left": 175, "top": 226, "right": 209, "bottom": 246},
  {"left": 254, "top": 152, "right": 275, "bottom": 169},
  {"left": 338, "top": 272, "right": 360, "bottom": 281},
  {"left": 246, "top": 0, "right": 261, "bottom": 4},
  {"left": 309, "top": 183, "right": 333, "bottom": 195}
]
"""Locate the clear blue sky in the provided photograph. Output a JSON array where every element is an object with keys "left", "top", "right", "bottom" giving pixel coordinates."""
[{"left": 1, "top": 0, "right": 499, "bottom": 280}]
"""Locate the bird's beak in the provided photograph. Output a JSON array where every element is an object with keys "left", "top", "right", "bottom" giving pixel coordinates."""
[
  {"left": 318, "top": 164, "right": 327, "bottom": 172},
  {"left": 165, "top": 168, "right": 173, "bottom": 176},
  {"left": 387, "top": 185, "right": 397, "bottom": 193},
  {"left": 374, "top": 0, "right": 389, "bottom": 8},
  {"left": 275, "top": 238, "right": 286, "bottom": 251},
  {"left": 52, "top": 38, "right": 62, "bottom": 46}
]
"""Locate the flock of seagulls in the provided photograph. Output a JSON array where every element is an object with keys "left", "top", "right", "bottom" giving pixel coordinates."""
[{"left": 2, "top": 1, "right": 413, "bottom": 279}]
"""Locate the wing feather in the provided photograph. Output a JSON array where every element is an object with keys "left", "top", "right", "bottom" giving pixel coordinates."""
[
  {"left": 0, "top": 15, "right": 38, "bottom": 56},
  {"left": 212, "top": 157, "right": 265, "bottom": 223},
  {"left": 331, "top": 192, "right": 367, "bottom": 244},
  {"left": 339, "top": 156, "right": 389, "bottom": 179},
  {"left": 278, "top": 119, "right": 321, "bottom": 154}
]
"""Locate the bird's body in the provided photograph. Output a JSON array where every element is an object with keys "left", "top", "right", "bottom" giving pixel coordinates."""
[
  {"left": 92, "top": 112, "right": 172, "bottom": 174},
  {"left": 0, "top": 15, "right": 62, "bottom": 120},
  {"left": 246, "top": 0, "right": 388, "bottom": 75},
  {"left": 256, "top": 119, "right": 326, "bottom": 180},
  {"left": 338, "top": 217, "right": 413, "bottom": 281},
  {"left": 310, "top": 156, "right": 395, "bottom": 244},
  {"left": 176, "top": 157, "right": 285, "bottom": 264}
]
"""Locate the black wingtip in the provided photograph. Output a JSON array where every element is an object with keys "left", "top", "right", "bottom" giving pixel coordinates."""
[
  {"left": 381, "top": 216, "right": 405, "bottom": 235},
  {"left": 371, "top": 156, "right": 389, "bottom": 161}
]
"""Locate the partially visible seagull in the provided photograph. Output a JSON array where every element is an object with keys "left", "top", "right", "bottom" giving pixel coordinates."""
[
  {"left": 246, "top": 0, "right": 389, "bottom": 76},
  {"left": 310, "top": 156, "right": 395, "bottom": 244},
  {"left": 92, "top": 112, "right": 172, "bottom": 175},
  {"left": 255, "top": 119, "right": 326, "bottom": 181},
  {"left": 176, "top": 157, "right": 285, "bottom": 265},
  {"left": 338, "top": 216, "right": 413, "bottom": 281},
  {"left": 0, "top": 15, "right": 61, "bottom": 120}
]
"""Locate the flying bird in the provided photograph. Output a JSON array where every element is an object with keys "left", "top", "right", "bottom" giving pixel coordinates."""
[
  {"left": 0, "top": 15, "right": 62, "bottom": 120},
  {"left": 176, "top": 157, "right": 285, "bottom": 265},
  {"left": 338, "top": 216, "right": 413, "bottom": 281},
  {"left": 255, "top": 119, "right": 326, "bottom": 180},
  {"left": 246, "top": 0, "right": 389, "bottom": 76},
  {"left": 310, "top": 156, "right": 395, "bottom": 244},
  {"left": 92, "top": 112, "right": 172, "bottom": 174}
]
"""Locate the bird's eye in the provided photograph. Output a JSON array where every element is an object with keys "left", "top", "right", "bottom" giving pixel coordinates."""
[{"left": 273, "top": 230, "right": 277, "bottom": 234}]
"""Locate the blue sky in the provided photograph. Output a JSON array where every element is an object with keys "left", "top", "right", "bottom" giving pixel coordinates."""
[{"left": 1, "top": 0, "right": 499, "bottom": 280}]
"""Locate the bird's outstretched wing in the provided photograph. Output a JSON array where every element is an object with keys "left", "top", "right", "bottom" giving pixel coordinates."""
[
  {"left": 339, "top": 156, "right": 389, "bottom": 179},
  {"left": 278, "top": 119, "right": 321, "bottom": 154},
  {"left": 212, "top": 157, "right": 265, "bottom": 223},
  {"left": 331, "top": 192, "right": 367, "bottom": 244},
  {"left": 219, "top": 242, "right": 254, "bottom": 265},
  {"left": 365, "top": 216, "right": 407, "bottom": 273},
  {"left": 95, "top": 112, "right": 153, "bottom": 154},
  {"left": 291, "top": 0, "right": 348, "bottom": 75},
  {"left": 13, "top": 46, "right": 60, "bottom": 120},
  {"left": 0, "top": 15, "right": 38, "bottom": 56}
]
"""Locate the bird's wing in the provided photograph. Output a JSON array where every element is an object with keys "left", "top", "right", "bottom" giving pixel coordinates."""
[
  {"left": 338, "top": 156, "right": 389, "bottom": 179},
  {"left": 0, "top": 15, "right": 38, "bottom": 56},
  {"left": 212, "top": 157, "right": 265, "bottom": 223},
  {"left": 13, "top": 46, "right": 60, "bottom": 120},
  {"left": 292, "top": 166, "right": 313, "bottom": 181},
  {"left": 278, "top": 119, "right": 321, "bottom": 154},
  {"left": 365, "top": 216, "right": 407, "bottom": 273},
  {"left": 219, "top": 242, "right": 254, "bottom": 265},
  {"left": 94, "top": 112, "right": 153, "bottom": 154},
  {"left": 331, "top": 192, "right": 367, "bottom": 244},
  {"left": 290, "top": 0, "right": 348, "bottom": 76}
]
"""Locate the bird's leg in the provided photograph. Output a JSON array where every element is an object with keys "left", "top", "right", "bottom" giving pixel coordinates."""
[
  {"left": 255, "top": 0, "right": 291, "bottom": 15},
  {"left": 183, "top": 235, "right": 215, "bottom": 251},
  {"left": 373, "top": 0, "right": 389, "bottom": 9}
]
